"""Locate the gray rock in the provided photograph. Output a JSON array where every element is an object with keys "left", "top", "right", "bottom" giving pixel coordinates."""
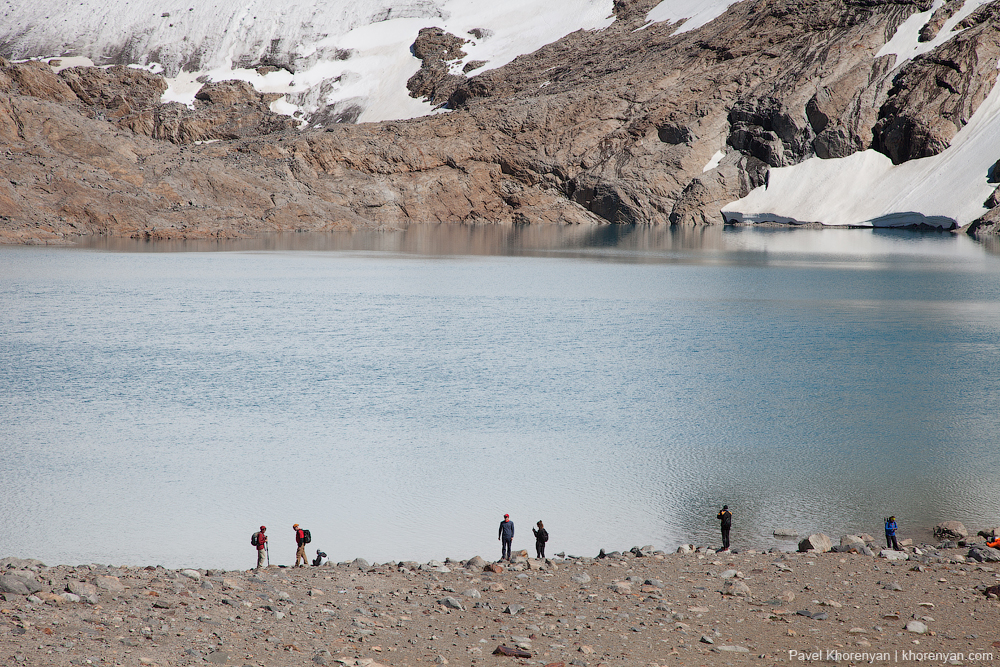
[
  {"left": 722, "top": 580, "right": 751, "bottom": 597},
  {"left": 351, "top": 558, "right": 370, "bottom": 570},
  {"left": 0, "top": 575, "right": 30, "bottom": 595},
  {"left": 880, "top": 549, "right": 909, "bottom": 561},
  {"left": 773, "top": 529, "right": 799, "bottom": 538},
  {"left": 840, "top": 534, "right": 867, "bottom": 549},
  {"left": 700, "top": 635, "right": 714, "bottom": 644},
  {"left": 882, "top": 582, "right": 903, "bottom": 592},
  {"left": 608, "top": 581, "right": 632, "bottom": 594},
  {"left": 933, "top": 521, "right": 968, "bottom": 540},
  {"left": 67, "top": 581, "right": 98, "bottom": 598},
  {"left": 719, "top": 645, "right": 750, "bottom": 652},
  {"left": 206, "top": 650, "right": 230, "bottom": 664},
  {"left": 465, "top": 556, "right": 486, "bottom": 570},
  {"left": 439, "top": 597, "right": 465, "bottom": 611},
  {"left": 644, "top": 579, "right": 665, "bottom": 588},
  {"left": 905, "top": 620, "right": 928, "bottom": 634},
  {"left": 798, "top": 533, "right": 833, "bottom": 553},
  {"left": 503, "top": 603, "right": 524, "bottom": 615},
  {"left": 461, "top": 588, "right": 481, "bottom": 598},
  {"left": 570, "top": 572, "right": 591, "bottom": 584},
  {"left": 180, "top": 569, "right": 201, "bottom": 581},
  {"left": 719, "top": 569, "right": 739, "bottom": 579},
  {"left": 967, "top": 546, "right": 1000, "bottom": 563},
  {"left": 93, "top": 575, "right": 124, "bottom": 593}
]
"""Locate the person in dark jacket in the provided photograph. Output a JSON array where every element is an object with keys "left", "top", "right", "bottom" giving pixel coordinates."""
[
  {"left": 885, "top": 516, "right": 900, "bottom": 550},
  {"left": 498, "top": 513, "right": 514, "bottom": 561},
  {"left": 717, "top": 505, "right": 732, "bottom": 551},
  {"left": 532, "top": 520, "right": 549, "bottom": 559}
]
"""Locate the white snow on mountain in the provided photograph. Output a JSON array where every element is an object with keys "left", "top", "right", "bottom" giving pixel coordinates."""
[
  {"left": 643, "top": 0, "right": 741, "bottom": 34},
  {"left": 2, "top": 0, "right": 622, "bottom": 123},
  {"left": 0, "top": 0, "right": 749, "bottom": 124},
  {"left": 723, "top": 0, "right": 1000, "bottom": 228}
]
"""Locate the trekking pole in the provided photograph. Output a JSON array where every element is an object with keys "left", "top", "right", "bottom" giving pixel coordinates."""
[{"left": 265, "top": 543, "right": 270, "bottom": 567}]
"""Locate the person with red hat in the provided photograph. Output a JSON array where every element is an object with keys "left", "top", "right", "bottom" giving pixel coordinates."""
[
  {"left": 293, "top": 524, "right": 307, "bottom": 567},
  {"left": 498, "top": 513, "right": 514, "bottom": 562},
  {"left": 253, "top": 525, "right": 268, "bottom": 570}
]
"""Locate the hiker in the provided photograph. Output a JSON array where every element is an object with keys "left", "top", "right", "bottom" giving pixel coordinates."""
[
  {"left": 498, "top": 513, "right": 514, "bottom": 561},
  {"left": 312, "top": 549, "right": 327, "bottom": 566},
  {"left": 294, "top": 524, "right": 308, "bottom": 567},
  {"left": 885, "top": 516, "right": 900, "bottom": 550},
  {"left": 717, "top": 505, "right": 732, "bottom": 551},
  {"left": 532, "top": 520, "right": 549, "bottom": 559},
  {"left": 253, "top": 525, "right": 268, "bottom": 569}
]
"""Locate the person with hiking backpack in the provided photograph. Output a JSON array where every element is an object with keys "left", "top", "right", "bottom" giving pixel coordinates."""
[
  {"left": 293, "top": 523, "right": 311, "bottom": 567},
  {"left": 252, "top": 525, "right": 268, "bottom": 570},
  {"left": 532, "top": 520, "right": 549, "bottom": 559}
]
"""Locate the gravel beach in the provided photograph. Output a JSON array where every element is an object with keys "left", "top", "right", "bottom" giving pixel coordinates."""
[{"left": 3, "top": 539, "right": 1000, "bottom": 667}]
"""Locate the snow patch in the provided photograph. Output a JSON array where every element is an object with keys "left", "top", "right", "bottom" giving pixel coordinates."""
[
  {"left": 643, "top": 0, "right": 742, "bottom": 34},
  {"left": 722, "top": 68, "right": 1000, "bottom": 229},
  {"left": 876, "top": 0, "right": 992, "bottom": 68},
  {"left": 703, "top": 150, "right": 725, "bottom": 173}
]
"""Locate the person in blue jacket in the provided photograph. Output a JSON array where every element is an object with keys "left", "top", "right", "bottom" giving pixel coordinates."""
[
  {"left": 885, "top": 516, "right": 900, "bottom": 550},
  {"left": 498, "top": 513, "right": 514, "bottom": 561}
]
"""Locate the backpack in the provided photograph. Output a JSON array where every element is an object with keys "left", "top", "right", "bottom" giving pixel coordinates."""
[
  {"left": 251, "top": 531, "right": 260, "bottom": 547},
  {"left": 302, "top": 529, "right": 311, "bottom": 544},
  {"left": 540, "top": 529, "right": 549, "bottom": 543}
]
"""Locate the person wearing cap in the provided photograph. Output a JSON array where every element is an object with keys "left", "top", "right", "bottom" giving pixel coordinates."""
[
  {"left": 717, "top": 505, "right": 732, "bottom": 552},
  {"left": 294, "top": 524, "right": 308, "bottom": 567},
  {"left": 255, "top": 526, "right": 268, "bottom": 570},
  {"left": 498, "top": 513, "right": 515, "bottom": 562},
  {"left": 885, "top": 516, "right": 900, "bottom": 550}
]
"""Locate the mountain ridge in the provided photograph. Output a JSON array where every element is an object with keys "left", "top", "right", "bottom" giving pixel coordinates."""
[{"left": 2, "top": 0, "right": 1000, "bottom": 244}]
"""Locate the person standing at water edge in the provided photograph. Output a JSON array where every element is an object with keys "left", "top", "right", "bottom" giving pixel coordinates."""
[
  {"left": 294, "top": 524, "right": 307, "bottom": 567},
  {"left": 885, "top": 516, "right": 900, "bottom": 550},
  {"left": 532, "top": 520, "right": 549, "bottom": 559},
  {"left": 498, "top": 513, "right": 514, "bottom": 561},
  {"left": 717, "top": 505, "right": 732, "bottom": 551},
  {"left": 253, "top": 526, "right": 268, "bottom": 569}
]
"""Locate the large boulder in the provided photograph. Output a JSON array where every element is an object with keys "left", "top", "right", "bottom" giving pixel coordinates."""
[
  {"left": 798, "top": 533, "right": 833, "bottom": 553},
  {"left": 933, "top": 521, "right": 969, "bottom": 540}
]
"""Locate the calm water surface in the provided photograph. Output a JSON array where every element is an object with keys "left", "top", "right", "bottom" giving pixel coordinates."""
[{"left": 2, "top": 225, "right": 1000, "bottom": 569}]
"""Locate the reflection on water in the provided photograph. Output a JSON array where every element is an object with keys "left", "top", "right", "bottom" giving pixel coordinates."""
[
  {"left": 3, "top": 225, "right": 1000, "bottom": 569},
  {"left": 74, "top": 223, "right": 992, "bottom": 262}
]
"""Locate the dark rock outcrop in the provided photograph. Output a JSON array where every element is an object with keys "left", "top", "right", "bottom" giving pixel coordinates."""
[{"left": 406, "top": 27, "right": 469, "bottom": 106}]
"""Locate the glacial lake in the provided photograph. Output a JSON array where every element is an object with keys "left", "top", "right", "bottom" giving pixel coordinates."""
[{"left": 2, "top": 224, "right": 1000, "bottom": 570}]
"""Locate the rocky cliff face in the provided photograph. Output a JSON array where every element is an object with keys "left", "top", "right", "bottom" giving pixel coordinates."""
[{"left": 2, "top": 0, "right": 1000, "bottom": 244}]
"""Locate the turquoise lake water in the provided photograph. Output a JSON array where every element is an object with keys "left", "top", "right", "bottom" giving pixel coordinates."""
[{"left": 2, "top": 225, "right": 999, "bottom": 569}]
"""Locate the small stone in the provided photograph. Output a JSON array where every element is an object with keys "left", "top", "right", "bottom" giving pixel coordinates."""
[
  {"left": 180, "top": 569, "right": 201, "bottom": 581},
  {"left": 579, "top": 645, "right": 595, "bottom": 654},
  {"left": 570, "top": 572, "right": 591, "bottom": 584},
  {"left": 503, "top": 603, "right": 524, "bottom": 615},
  {"left": 462, "top": 588, "right": 481, "bottom": 598},
  {"left": 699, "top": 635, "right": 714, "bottom": 644},
  {"left": 906, "top": 621, "right": 928, "bottom": 634},
  {"left": 719, "top": 645, "right": 750, "bottom": 653}
]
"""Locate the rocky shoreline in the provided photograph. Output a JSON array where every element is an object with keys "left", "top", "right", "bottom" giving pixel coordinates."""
[{"left": 4, "top": 524, "right": 1000, "bottom": 667}]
